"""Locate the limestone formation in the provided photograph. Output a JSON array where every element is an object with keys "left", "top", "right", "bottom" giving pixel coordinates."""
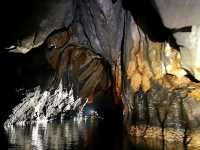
[{"left": 3, "top": 0, "right": 200, "bottom": 149}]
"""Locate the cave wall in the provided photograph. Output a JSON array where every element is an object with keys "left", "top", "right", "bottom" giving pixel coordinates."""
[{"left": 3, "top": 0, "right": 200, "bottom": 148}]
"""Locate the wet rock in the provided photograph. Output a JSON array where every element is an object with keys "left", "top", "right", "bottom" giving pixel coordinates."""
[
  {"left": 77, "top": 0, "right": 125, "bottom": 62},
  {"left": 128, "top": 77, "right": 200, "bottom": 146},
  {"left": 45, "top": 29, "right": 111, "bottom": 102},
  {"left": 120, "top": 14, "right": 200, "bottom": 147},
  {"left": 130, "top": 136, "right": 185, "bottom": 150},
  {"left": 4, "top": 0, "right": 200, "bottom": 148},
  {"left": 123, "top": 39, "right": 200, "bottom": 145},
  {"left": 4, "top": 82, "right": 82, "bottom": 127},
  {"left": 4, "top": 28, "right": 111, "bottom": 126}
]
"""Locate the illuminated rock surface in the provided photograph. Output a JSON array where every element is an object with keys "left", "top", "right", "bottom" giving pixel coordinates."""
[
  {"left": 2, "top": 0, "right": 200, "bottom": 149},
  {"left": 4, "top": 82, "right": 82, "bottom": 127}
]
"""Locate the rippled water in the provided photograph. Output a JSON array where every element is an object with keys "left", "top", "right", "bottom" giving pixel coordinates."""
[
  {"left": 2, "top": 118, "right": 186, "bottom": 150},
  {"left": 3, "top": 118, "right": 129, "bottom": 150}
]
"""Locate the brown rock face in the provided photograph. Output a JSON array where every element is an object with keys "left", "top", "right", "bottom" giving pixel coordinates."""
[{"left": 45, "top": 29, "right": 111, "bottom": 103}]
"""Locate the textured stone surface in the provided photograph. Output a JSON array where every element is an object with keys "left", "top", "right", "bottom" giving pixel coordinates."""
[
  {"left": 45, "top": 29, "right": 111, "bottom": 101},
  {"left": 119, "top": 12, "right": 200, "bottom": 147},
  {"left": 4, "top": 28, "right": 111, "bottom": 126},
  {"left": 3, "top": 0, "right": 200, "bottom": 148},
  {"left": 77, "top": 0, "right": 125, "bottom": 63}
]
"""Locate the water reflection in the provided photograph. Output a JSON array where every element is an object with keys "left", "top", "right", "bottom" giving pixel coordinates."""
[
  {"left": 4, "top": 119, "right": 186, "bottom": 150},
  {"left": 6, "top": 119, "right": 94, "bottom": 150}
]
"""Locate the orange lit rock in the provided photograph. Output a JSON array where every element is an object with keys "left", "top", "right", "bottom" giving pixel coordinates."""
[
  {"left": 126, "top": 27, "right": 200, "bottom": 146},
  {"left": 112, "top": 59, "right": 122, "bottom": 105},
  {"left": 142, "top": 73, "right": 151, "bottom": 92},
  {"left": 127, "top": 32, "right": 152, "bottom": 92},
  {"left": 158, "top": 75, "right": 191, "bottom": 90},
  {"left": 193, "top": 68, "right": 200, "bottom": 81},
  {"left": 188, "top": 89, "right": 200, "bottom": 101},
  {"left": 130, "top": 72, "right": 142, "bottom": 91},
  {"left": 188, "top": 131, "right": 200, "bottom": 149},
  {"left": 147, "top": 41, "right": 164, "bottom": 79}
]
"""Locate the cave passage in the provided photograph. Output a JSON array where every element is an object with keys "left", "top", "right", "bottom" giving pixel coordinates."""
[{"left": 2, "top": 0, "right": 200, "bottom": 150}]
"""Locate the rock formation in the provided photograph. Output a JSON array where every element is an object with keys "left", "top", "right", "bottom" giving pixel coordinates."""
[{"left": 2, "top": 0, "right": 200, "bottom": 149}]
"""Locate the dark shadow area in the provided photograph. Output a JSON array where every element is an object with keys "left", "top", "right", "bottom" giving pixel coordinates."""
[
  {"left": 0, "top": 127, "right": 8, "bottom": 149},
  {"left": 85, "top": 115, "right": 125, "bottom": 150},
  {"left": 0, "top": 0, "right": 57, "bottom": 48},
  {"left": 122, "top": 0, "right": 180, "bottom": 50},
  {"left": 185, "top": 70, "right": 200, "bottom": 83},
  {"left": 0, "top": 47, "right": 54, "bottom": 126},
  {"left": 171, "top": 26, "right": 192, "bottom": 33},
  {"left": 94, "top": 87, "right": 124, "bottom": 124}
]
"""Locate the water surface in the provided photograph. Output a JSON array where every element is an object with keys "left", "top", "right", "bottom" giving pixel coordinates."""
[{"left": 2, "top": 118, "right": 185, "bottom": 150}]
